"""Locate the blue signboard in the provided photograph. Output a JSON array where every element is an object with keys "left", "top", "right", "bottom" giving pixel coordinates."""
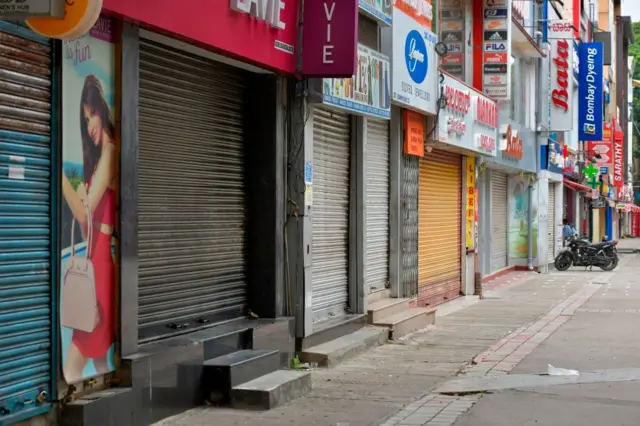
[
  {"left": 578, "top": 42, "right": 604, "bottom": 141},
  {"left": 547, "top": 139, "right": 563, "bottom": 174},
  {"left": 573, "top": 42, "right": 579, "bottom": 81}
]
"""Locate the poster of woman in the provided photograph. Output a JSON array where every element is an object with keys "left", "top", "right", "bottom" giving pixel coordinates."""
[{"left": 60, "top": 16, "right": 117, "bottom": 384}]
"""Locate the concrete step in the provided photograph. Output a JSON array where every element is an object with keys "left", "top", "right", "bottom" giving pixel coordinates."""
[
  {"left": 203, "top": 349, "right": 279, "bottom": 404},
  {"left": 367, "top": 297, "right": 411, "bottom": 324},
  {"left": 231, "top": 370, "right": 311, "bottom": 410},
  {"left": 374, "top": 307, "right": 436, "bottom": 340},
  {"left": 299, "top": 326, "right": 388, "bottom": 368}
]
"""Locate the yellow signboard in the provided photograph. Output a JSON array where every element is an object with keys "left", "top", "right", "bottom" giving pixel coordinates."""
[{"left": 465, "top": 157, "right": 476, "bottom": 248}]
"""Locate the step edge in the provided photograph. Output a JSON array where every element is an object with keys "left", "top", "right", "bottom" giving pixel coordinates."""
[
  {"left": 373, "top": 308, "right": 436, "bottom": 327},
  {"left": 204, "top": 349, "right": 280, "bottom": 367},
  {"left": 300, "top": 327, "right": 387, "bottom": 356},
  {"left": 367, "top": 297, "right": 411, "bottom": 312}
]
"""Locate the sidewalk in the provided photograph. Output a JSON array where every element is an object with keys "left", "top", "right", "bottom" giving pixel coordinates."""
[
  {"left": 616, "top": 237, "right": 640, "bottom": 253},
  {"left": 154, "top": 268, "right": 614, "bottom": 426}
]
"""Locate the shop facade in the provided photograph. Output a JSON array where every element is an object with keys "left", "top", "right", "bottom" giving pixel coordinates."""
[
  {"left": 297, "top": 5, "right": 392, "bottom": 339},
  {"left": 432, "top": 74, "right": 498, "bottom": 302},
  {"left": 478, "top": 123, "right": 538, "bottom": 276},
  {"left": 0, "top": 21, "right": 58, "bottom": 425}
]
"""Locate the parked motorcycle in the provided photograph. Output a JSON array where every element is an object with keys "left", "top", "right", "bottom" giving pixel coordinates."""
[{"left": 554, "top": 235, "right": 619, "bottom": 271}]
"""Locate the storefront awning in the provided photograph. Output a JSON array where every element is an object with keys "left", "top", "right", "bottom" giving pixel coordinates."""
[
  {"left": 512, "top": 18, "right": 545, "bottom": 58},
  {"left": 563, "top": 179, "right": 591, "bottom": 193}
]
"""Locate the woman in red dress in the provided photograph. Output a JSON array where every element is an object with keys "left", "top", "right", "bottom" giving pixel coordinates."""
[{"left": 61, "top": 75, "right": 116, "bottom": 382}]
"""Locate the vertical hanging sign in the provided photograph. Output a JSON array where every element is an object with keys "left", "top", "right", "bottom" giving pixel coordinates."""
[
  {"left": 482, "top": 0, "right": 511, "bottom": 99},
  {"left": 439, "top": 0, "right": 465, "bottom": 79},
  {"left": 60, "top": 15, "right": 117, "bottom": 384},
  {"left": 613, "top": 129, "right": 624, "bottom": 187},
  {"left": 578, "top": 42, "right": 604, "bottom": 141},
  {"left": 465, "top": 157, "right": 476, "bottom": 248},
  {"left": 548, "top": 20, "right": 574, "bottom": 131}
]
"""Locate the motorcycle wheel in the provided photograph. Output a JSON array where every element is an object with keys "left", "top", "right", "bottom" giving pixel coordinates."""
[
  {"left": 554, "top": 252, "right": 573, "bottom": 271},
  {"left": 600, "top": 255, "right": 619, "bottom": 271}
]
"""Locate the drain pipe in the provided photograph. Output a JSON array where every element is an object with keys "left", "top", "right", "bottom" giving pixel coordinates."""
[{"left": 529, "top": 30, "right": 544, "bottom": 271}]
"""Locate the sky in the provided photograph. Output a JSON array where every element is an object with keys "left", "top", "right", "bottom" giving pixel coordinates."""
[{"left": 622, "top": 0, "right": 640, "bottom": 22}]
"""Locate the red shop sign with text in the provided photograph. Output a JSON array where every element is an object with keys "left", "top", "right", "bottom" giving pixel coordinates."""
[
  {"left": 586, "top": 122, "right": 612, "bottom": 165},
  {"left": 103, "top": 0, "right": 299, "bottom": 74},
  {"left": 503, "top": 125, "right": 523, "bottom": 160},
  {"left": 613, "top": 130, "right": 624, "bottom": 187},
  {"left": 444, "top": 84, "right": 471, "bottom": 115}
]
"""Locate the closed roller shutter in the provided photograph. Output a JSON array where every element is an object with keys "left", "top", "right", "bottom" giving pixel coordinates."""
[
  {"left": 402, "top": 155, "right": 419, "bottom": 298},
  {"left": 365, "top": 119, "right": 389, "bottom": 294},
  {"left": 547, "top": 184, "right": 556, "bottom": 263},
  {"left": 418, "top": 150, "right": 462, "bottom": 306},
  {"left": 358, "top": 14, "right": 379, "bottom": 50},
  {"left": 138, "top": 37, "right": 247, "bottom": 342},
  {"left": 0, "top": 24, "right": 53, "bottom": 421},
  {"left": 311, "top": 107, "right": 351, "bottom": 325},
  {"left": 490, "top": 171, "right": 508, "bottom": 272}
]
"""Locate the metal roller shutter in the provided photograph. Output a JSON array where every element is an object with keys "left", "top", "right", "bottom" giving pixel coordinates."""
[
  {"left": 138, "top": 37, "right": 247, "bottom": 341},
  {"left": 358, "top": 14, "right": 379, "bottom": 50},
  {"left": 490, "top": 171, "right": 508, "bottom": 272},
  {"left": 311, "top": 107, "right": 351, "bottom": 325},
  {"left": 0, "top": 23, "right": 53, "bottom": 422},
  {"left": 548, "top": 183, "right": 556, "bottom": 263},
  {"left": 418, "top": 149, "right": 462, "bottom": 306},
  {"left": 402, "top": 155, "right": 419, "bottom": 298},
  {"left": 365, "top": 119, "right": 389, "bottom": 294}
]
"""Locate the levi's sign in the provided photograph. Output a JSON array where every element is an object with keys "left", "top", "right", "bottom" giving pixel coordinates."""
[
  {"left": 301, "top": 0, "right": 358, "bottom": 77},
  {"left": 231, "top": 0, "right": 287, "bottom": 29},
  {"left": 578, "top": 42, "right": 603, "bottom": 141}
]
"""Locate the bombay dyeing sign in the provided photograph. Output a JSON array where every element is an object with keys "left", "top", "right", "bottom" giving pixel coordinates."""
[{"left": 578, "top": 42, "right": 603, "bottom": 141}]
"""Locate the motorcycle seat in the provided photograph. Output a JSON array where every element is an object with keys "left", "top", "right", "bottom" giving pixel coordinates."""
[{"left": 588, "top": 242, "right": 610, "bottom": 250}]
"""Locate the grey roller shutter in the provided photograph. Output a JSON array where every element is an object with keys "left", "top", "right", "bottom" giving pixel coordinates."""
[
  {"left": 138, "top": 37, "right": 247, "bottom": 342},
  {"left": 402, "top": 155, "right": 419, "bottom": 297},
  {"left": 0, "top": 23, "right": 53, "bottom": 421},
  {"left": 358, "top": 14, "right": 379, "bottom": 50},
  {"left": 311, "top": 107, "right": 351, "bottom": 325},
  {"left": 365, "top": 118, "right": 389, "bottom": 294},
  {"left": 490, "top": 171, "right": 508, "bottom": 272},
  {"left": 548, "top": 183, "right": 556, "bottom": 263}
]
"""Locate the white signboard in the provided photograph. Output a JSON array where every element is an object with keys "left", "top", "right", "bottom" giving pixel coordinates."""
[
  {"left": 482, "top": 0, "right": 512, "bottom": 100},
  {"left": 0, "top": 0, "right": 63, "bottom": 18},
  {"left": 391, "top": 6, "right": 438, "bottom": 115},
  {"left": 438, "top": 74, "right": 498, "bottom": 156},
  {"left": 548, "top": 20, "right": 574, "bottom": 131}
]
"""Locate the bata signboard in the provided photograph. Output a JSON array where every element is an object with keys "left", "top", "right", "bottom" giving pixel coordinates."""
[
  {"left": 548, "top": 20, "right": 573, "bottom": 131},
  {"left": 438, "top": 73, "right": 497, "bottom": 156}
]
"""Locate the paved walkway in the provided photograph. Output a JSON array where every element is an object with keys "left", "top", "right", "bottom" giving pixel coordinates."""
[
  {"left": 616, "top": 237, "right": 640, "bottom": 252},
  {"left": 154, "top": 264, "right": 617, "bottom": 426}
]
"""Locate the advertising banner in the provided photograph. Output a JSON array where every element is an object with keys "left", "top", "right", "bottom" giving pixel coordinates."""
[
  {"left": 60, "top": 15, "right": 117, "bottom": 384},
  {"left": 359, "top": 0, "right": 393, "bottom": 25},
  {"left": 439, "top": 0, "right": 465, "bottom": 79},
  {"left": 586, "top": 122, "right": 612, "bottom": 165},
  {"left": 482, "top": 0, "right": 511, "bottom": 99},
  {"left": 613, "top": 129, "right": 624, "bottom": 187},
  {"left": 547, "top": 139, "right": 564, "bottom": 174},
  {"left": 578, "top": 42, "right": 604, "bottom": 141},
  {"left": 437, "top": 73, "right": 498, "bottom": 156},
  {"left": 322, "top": 44, "right": 391, "bottom": 119},
  {"left": 301, "top": 0, "right": 358, "bottom": 77},
  {"left": 548, "top": 20, "right": 574, "bottom": 131},
  {"left": 508, "top": 177, "right": 538, "bottom": 259},
  {"left": 391, "top": 0, "right": 438, "bottom": 115}
]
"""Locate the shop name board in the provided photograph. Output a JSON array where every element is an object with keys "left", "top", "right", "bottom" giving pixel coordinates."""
[
  {"left": 230, "top": 0, "right": 287, "bottom": 29},
  {"left": 549, "top": 20, "right": 574, "bottom": 132},
  {"left": 301, "top": 0, "right": 358, "bottom": 77},
  {"left": 551, "top": 41, "right": 570, "bottom": 112},
  {"left": 397, "top": 0, "right": 433, "bottom": 20},
  {"left": 482, "top": 0, "right": 511, "bottom": 99},
  {"left": 502, "top": 125, "right": 523, "bottom": 160},
  {"left": 578, "top": 42, "right": 604, "bottom": 140},
  {"left": 438, "top": 74, "right": 497, "bottom": 156},
  {"left": 0, "top": 0, "right": 63, "bottom": 19},
  {"left": 359, "top": 0, "right": 392, "bottom": 25},
  {"left": 613, "top": 131, "right": 624, "bottom": 187},
  {"left": 444, "top": 84, "right": 471, "bottom": 114}
]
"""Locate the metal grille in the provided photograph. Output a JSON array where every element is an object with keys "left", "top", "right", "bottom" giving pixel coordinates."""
[
  {"left": 365, "top": 119, "right": 389, "bottom": 294},
  {"left": 358, "top": 14, "right": 379, "bottom": 50},
  {"left": 0, "top": 23, "right": 53, "bottom": 421},
  {"left": 402, "top": 155, "right": 419, "bottom": 298},
  {"left": 490, "top": 171, "right": 508, "bottom": 272},
  {"left": 548, "top": 183, "right": 556, "bottom": 263},
  {"left": 418, "top": 149, "right": 462, "bottom": 307},
  {"left": 138, "top": 37, "right": 247, "bottom": 341},
  {"left": 311, "top": 107, "right": 351, "bottom": 325}
]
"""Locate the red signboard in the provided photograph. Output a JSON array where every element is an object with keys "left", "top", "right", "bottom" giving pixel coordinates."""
[
  {"left": 613, "top": 130, "right": 624, "bottom": 187},
  {"left": 103, "top": 0, "right": 299, "bottom": 74}
]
